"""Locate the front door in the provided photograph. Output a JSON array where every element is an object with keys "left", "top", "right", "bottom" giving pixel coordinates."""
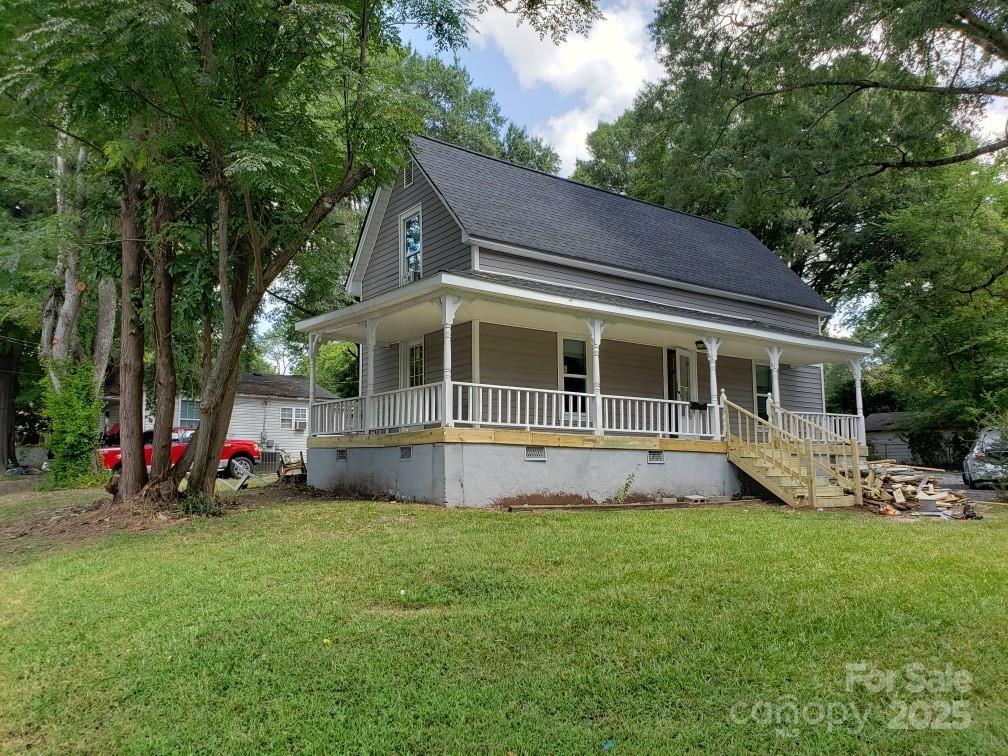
[{"left": 667, "top": 349, "right": 693, "bottom": 434}]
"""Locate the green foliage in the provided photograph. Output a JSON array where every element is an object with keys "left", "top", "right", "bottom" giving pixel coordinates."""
[
  {"left": 40, "top": 363, "right": 106, "bottom": 489},
  {"left": 315, "top": 342, "right": 359, "bottom": 398},
  {"left": 180, "top": 492, "right": 222, "bottom": 517}
]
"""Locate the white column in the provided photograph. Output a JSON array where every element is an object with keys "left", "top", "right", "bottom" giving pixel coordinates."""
[
  {"left": 307, "top": 334, "right": 320, "bottom": 435},
  {"left": 766, "top": 345, "right": 783, "bottom": 423},
  {"left": 850, "top": 358, "right": 865, "bottom": 444},
  {"left": 363, "top": 318, "right": 378, "bottom": 432},
  {"left": 583, "top": 319, "right": 606, "bottom": 435},
  {"left": 702, "top": 336, "right": 721, "bottom": 438},
  {"left": 440, "top": 295, "right": 464, "bottom": 426}
]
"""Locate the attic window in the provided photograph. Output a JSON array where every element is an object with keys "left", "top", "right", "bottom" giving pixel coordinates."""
[{"left": 403, "top": 160, "right": 414, "bottom": 188}]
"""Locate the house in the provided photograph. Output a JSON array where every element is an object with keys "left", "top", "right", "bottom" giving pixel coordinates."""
[
  {"left": 296, "top": 136, "right": 872, "bottom": 507},
  {"left": 103, "top": 372, "right": 334, "bottom": 462},
  {"left": 865, "top": 412, "right": 914, "bottom": 463}
]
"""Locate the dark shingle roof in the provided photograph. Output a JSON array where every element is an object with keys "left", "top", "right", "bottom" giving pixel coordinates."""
[
  {"left": 459, "top": 271, "right": 864, "bottom": 347},
  {"left": 236, "top": 373, "right": 335, "bottom": 400},
  {"left": 411, "top": 136, "right": 832, "bottom": 314},
  {"left": 864, "top": 412, "right": 912, "bottom": 433}
]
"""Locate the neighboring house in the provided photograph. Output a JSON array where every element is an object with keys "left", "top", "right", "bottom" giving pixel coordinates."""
[
  {"left": 296, "top": 136, "right": 872, "bottom": 507},
  {"left": 865, "top": 412, "right": 914, "bottom": 463},
  {"left": 104, "top": 372, "right": 334, "bottom": 462}
]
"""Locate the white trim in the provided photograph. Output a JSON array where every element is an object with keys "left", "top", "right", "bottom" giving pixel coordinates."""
[
  {"left": 403, "top": 160, "right": 414, "bottom": 188},
  {"left": 398, "top": 203, "right": 423, "bottom": 287},
  {"left": 400, "top": 337, "right": 424, "bottom": 388},
  {"left": 470, "top": 243, "right": 480, "bottom": 271},
  {"left": 468, "top": 236, "right": 833, "bottom": 317},
  {"left": 345, "top": 185, "right": 392, "bottom": 297},
  {"left": 818, "top": 363, "right": 826, "bottom": 412},
  {"left": 662, "top": 349, "right": 669, "bottom": 401},
  {"left": 296, "top": 272, "right": 873, "bottom": 359},
  {"left": 752, "top": 360, "right": 772, "bottom": 418},
  {"left": 471, "top": 320, "right": 480, "bottom": 383},
  {"left": 557, "top": 333, "right": 590, "bottom": 393}
]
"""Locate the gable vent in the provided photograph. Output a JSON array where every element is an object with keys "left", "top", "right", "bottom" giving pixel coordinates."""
[
  {"left": 525, "top": 445, "right": 547, "bottom": 462},
  {"left": 403, "top": 160, "right": 414, "bottom": 188},
  {"left": 647, "top": 450, "right": 665, "bottom": 464},
  {"left": 336, "top": 448, "right": 348, "bottom": 461},
  {"left": 399, "top": 445, "right": 413, "bottom": 460}
]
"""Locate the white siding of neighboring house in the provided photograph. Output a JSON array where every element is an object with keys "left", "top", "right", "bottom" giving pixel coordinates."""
[{"left": 173, "top": 394, "right": 312, "bottom": 455}]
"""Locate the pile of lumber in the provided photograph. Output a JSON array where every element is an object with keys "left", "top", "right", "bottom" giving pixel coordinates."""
[{"left": 861, "top": 460, "right": 979, "bottom": 519}]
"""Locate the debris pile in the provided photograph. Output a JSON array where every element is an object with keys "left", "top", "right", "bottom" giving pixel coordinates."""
[{"left": 861, "top": 460, "right": 981, "bottom": 520}]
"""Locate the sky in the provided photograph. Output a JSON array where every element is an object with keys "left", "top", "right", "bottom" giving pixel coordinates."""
[
  {"left": 406, "top": 1, "right": 1007, "bottom": 178},
  {"left": 406, "top": 0, "right": 662, "bottom": 176}
]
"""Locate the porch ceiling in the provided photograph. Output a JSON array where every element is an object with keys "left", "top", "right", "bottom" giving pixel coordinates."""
[{"left": 296, "top": 272, "right": 871, "bottom": 366}]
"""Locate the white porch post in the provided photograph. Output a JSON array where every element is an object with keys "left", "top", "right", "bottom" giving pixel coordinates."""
[
  {"left": 766, "top": 345, "right": 783, "bottom": 423},
  {"left": 363, "top": 318, "right": 378, "bottom": 432},
  {"left": 307, "top": 333, "right": 320, "bottom": 435},
  {"left": 702, "top": 336, "right": 722, "bottom": 438},
  {"left": 440, "top": 295, "right": 464, "bottom": 427},
  {"left": 850, "top": 358, "right": 865, "bottom": 444},
  {"left": 583, "top": 319, "right": 607, "bottom": 436}
]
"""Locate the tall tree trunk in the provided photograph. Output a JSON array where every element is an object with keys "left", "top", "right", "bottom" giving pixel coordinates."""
[
  {"left": 117, "top": 170, "right": 148, "bottom": 499},
  {"left": 148, "top": 196, "right": 177, "bottom": 495},
  {"left": 0, "top": 346, "right": 20, "bottom": 466},
  {"left": 91, "top": 276, "right": 117, "bottom": 402}
]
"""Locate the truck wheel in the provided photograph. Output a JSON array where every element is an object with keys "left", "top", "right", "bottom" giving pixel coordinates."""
[{"left": 228, "top": 454, "right": 254, "bottom": 478}]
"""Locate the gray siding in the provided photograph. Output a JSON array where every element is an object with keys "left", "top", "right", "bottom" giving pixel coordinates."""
[
  {"left": 600, "top": 340, "right": 664, "bottom": 398},
  {"left": 359, "top": 343, "right": 399, "bottom": 394},
  {"left": 478, "top": 250, "right": 821, "bottom": 334},
  {"left": 361, "top": 169, "right": 469, "bottom": 300},
  {"left": 778, "top": 365, "right": 825, "bottom": 413},
  {"left": 479, "top": 323, "right": 557, "bottom": 389},
  {"left": 698, "top": 354, "right": 755, "bottom": 412},
  {"left": 423, "top": 321, "right": 473, "bottom": 384}
]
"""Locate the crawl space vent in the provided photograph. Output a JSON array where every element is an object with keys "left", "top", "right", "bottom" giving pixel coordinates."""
[
  {"left": 336, "top": 448, "right": 347, "bottom": 461},
  {"left": 399, "top": 445, "right": 413, "bottom": 460},
  {"left": 525, "top": 445, "right": 547, "bottom": 462},
  {"left": 647, "top": 450, "right": 665, "bottom": 464}
]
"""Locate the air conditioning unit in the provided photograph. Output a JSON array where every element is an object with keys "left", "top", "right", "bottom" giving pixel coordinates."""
[{"left": 294, "top": 420, "right": 307, "bottom": 431}]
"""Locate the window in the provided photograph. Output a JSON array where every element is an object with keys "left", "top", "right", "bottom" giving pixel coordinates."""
[
  {"left": 407, "top": 342, "right": 424, "bottom": 387},
  {"left": 754, "top": 364, "right": 773, "bottom": 420},
  {"left": 562, "top": 338, "right": 588, "bottom": 394},
  {"left": 180, "top": 399, "right": 201, "bottom": 428},
  {"left": 399, "top": 206, "right": 422, "bottom": 285},
  {"left": 281, "top": 406, "right": 308, "bottom": 430}
]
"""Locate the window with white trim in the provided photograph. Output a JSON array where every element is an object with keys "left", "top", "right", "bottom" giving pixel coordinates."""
[
  {"left": 561, "top": 338, "right": 588, "bottom": 394},
  {"left": 754, "top": 364, "right": 773, "bottom": 420},
  {"left": 399, "top": 207, "right": 422, "bottom": 285},
  {"left": 281, "top": 406, "right": 308, "bottom": 430},
  {"left": 407, "top": 342, "right": 424, "bottom": 387},
  {"left": 179, "top": 399, "right": 201, "bottom": 428}
]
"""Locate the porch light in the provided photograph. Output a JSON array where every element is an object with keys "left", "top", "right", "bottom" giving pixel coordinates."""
[{"left": 695, "top": 340, "right": 706, "bottom": 352}]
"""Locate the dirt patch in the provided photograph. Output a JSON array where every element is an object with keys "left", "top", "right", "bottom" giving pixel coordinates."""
[{"left": 494, "top": 491, "right": 600, "bottom": 509}]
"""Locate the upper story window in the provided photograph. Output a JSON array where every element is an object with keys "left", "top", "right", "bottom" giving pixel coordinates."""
[{"left": 399, "top": 205, "right": 422, "bottom": 286}]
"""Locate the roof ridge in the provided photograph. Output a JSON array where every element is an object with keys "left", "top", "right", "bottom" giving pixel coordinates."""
[{"left": 410, "top": 134, "right": 750, "bottom": 234}]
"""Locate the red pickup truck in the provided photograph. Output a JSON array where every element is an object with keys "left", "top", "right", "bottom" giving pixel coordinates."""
[{"left": 99, "top": 428, "right": 261, "bottom": 478}]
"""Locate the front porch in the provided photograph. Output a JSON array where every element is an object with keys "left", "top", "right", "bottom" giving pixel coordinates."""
[{"left": 297, "top": 272, "right": 872, "bottom": 505}]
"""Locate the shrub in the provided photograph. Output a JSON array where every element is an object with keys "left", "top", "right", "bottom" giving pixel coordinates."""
[
  {"left": 40, "top": 363, "right": 107, "bottom": 490},
  {"left": 180, "top": 492, "right": 222, "bottom": 517}
]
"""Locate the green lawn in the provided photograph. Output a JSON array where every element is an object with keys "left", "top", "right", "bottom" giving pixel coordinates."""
[{"left": 1, "top": 497, "right": 1006, "bottom": 753}]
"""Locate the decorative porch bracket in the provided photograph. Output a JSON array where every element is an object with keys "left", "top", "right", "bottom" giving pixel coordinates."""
[
  {"left": 582, "top": 318, "right": 607, "bottom": 436},
  {"left": 702, "top": 336, "right": 722, "bottom": 438},
  {"left": 440, "top": 295, "right": 465, "bottom": 427}
]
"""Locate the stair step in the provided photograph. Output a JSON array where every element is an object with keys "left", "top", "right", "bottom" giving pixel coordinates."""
[{"left": 811, "top": 495, "right": 857, "bottom": 508}]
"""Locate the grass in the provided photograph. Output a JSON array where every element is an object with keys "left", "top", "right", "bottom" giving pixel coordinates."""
[{"left": 1, "top": 494, "right": 1006, "bottom": 754}]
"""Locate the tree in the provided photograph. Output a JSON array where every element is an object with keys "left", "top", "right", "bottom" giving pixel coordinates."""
[
  {"left": 570, "top": 112, "right": 636, "bottom": 193},
  {"left": 5, "top": 0, "right": 598, "bottom": 499},
  {"left": 404, "top": 55, "right": 561, "bottom": 172},
  {"left": 651, "top": 0, "right": 1008, "bottom": 174}
]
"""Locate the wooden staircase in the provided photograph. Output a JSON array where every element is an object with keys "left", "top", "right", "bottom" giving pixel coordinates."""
[{"left": 721, "top": 392, "right": 863, "bottom": 509}]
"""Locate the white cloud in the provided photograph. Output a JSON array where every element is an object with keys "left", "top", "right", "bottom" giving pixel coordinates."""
[{"left": 472, "top": 1, "right": 661, "bottom": 174}]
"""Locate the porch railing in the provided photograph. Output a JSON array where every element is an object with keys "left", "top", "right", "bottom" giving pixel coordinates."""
[
  {"left": 601, "top": 394, "right": 716, "bottom": 437},
  {"left": 312, "top": 396, "right": 365, "bottom": 435},
  {"left": 371, "top": 382, "right": 444, "bottom": 431},
  {"left": 778, "top": 410, "right": 863, "bottom": 443},
  {"left": 452, "top": 382, "right": 593, "bottom": 431}
]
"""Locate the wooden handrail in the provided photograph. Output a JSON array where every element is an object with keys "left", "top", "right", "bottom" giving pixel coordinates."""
[{"left": 721, "top": 391, "right": 862, "bottom": 506}]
